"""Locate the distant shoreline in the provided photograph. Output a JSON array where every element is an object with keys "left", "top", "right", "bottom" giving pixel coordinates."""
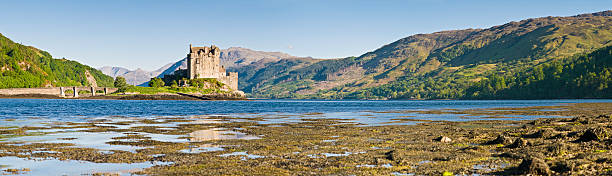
[{"left": 0, "top": 94, "right": 247, "bottom": 101}]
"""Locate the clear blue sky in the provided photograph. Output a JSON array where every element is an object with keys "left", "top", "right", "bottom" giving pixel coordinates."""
[{"left": 0, "top": 0, "right": 610, "bottom": 70}]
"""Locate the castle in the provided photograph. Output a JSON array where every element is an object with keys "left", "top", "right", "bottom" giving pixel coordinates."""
[{"left": 187, "top": 44, "right": 238, "bottom": 90}]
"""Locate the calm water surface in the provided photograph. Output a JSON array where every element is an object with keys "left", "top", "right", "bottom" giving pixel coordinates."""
[{"left": 1, "top": 99, "right": 611, "bottom": 120}]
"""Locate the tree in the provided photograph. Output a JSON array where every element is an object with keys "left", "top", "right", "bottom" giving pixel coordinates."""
[
  {"left": 114, "top": 77, "right": 129, "bottom": 92},
  {"left": 170, "top": 80, "right": 178, "bottom": 88},
  {"left": 148, "top": 78, "right": 165, "bottom": 88}
]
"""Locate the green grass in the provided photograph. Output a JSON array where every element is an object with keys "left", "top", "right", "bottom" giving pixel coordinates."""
[{"left": 118, "top": 86, "right": 229, "bottom": 95}]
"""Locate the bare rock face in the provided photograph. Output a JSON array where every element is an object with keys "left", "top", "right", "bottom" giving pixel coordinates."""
[
  {"left": 519, "top": 157, "right": 551, "bottom": 175},
  {"left": 84, "top": 70, "right": 98, "bottom": 87}
]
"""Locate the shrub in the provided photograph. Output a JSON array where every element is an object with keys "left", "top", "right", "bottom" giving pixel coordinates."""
[{"left": 114, "top": 77, "right": 129, "bottom": 92}]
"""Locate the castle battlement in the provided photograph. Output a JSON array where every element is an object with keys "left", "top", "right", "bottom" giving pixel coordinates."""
[{"left": 187, "top": 44, "right": 238, "bottom": 90}]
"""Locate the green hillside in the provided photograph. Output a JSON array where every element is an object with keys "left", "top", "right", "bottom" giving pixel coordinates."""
[
  {"left": 238, "top": 10, "right": 612, "bottom": 99},
  {"left": 465, "top": 45, "right": 611, "bottom": 99},
  {"left": 0, "top": 33, "right": 114, "bottom": 88}
]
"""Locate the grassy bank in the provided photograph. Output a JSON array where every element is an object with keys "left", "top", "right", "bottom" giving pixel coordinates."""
[{"left": 120, "top": 86, "right": 228, "bottom": 95}]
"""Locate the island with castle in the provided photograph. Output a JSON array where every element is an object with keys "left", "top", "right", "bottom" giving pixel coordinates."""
[
  {"left": 103, "top": 44, "right": 246, "bottom": 100},
  {"left": 150, "top": 44, "right": 245, "bottom": 99},
  {"left": 0, "top": 44, "right": 245, "bottom": 100}
]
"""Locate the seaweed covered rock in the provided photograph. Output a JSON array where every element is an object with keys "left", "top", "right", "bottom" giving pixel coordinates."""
[
  {"left": 524, "top": 129, "right": 555, "bottom": 139},
  {"left": 487, "top": 134, "right": 513, "bottom": 145},
  {"left": 571, "top": 116, "right": 594, "bottom": 125},
  {"left": 384, "top": 150, "right": 396, "bottom": 161},
  {"left": 576, "top": 127, "right": 608, "bottom": 142},
  {"left": 546, "top": 143, "right": 568, "bottom": 156},
  {"left": 550, "top": 160, "right": 574, "bottom": 173},
  {"left": 507, "top": 138, "right": 529, "bottom": 148},
  {"left": 518, "top": 157, "right": 551, "bottom": 175}
]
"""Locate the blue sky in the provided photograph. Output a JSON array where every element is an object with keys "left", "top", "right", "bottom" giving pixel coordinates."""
[{"left": 0, "top": 0, "right": 610, "bottom": 70}]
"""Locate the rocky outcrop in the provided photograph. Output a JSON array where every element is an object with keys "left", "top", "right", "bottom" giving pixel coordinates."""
[
  {"left": 518, "top": 157, "right": 551, "bottom": 175},
  {"left": 84, "top": 70, "right": 98, "bottom": 87},
  {"left": 576, "top": 127, "right": 609, "bottom": 142}
]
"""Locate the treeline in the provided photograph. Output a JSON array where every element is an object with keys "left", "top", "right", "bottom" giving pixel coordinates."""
[
  {"left": 465, "top": 45, "right": 611, "bottom": 99},
  {"left": 0, "top": 33, "right": 114, "bottom": 88},
  {"left": 348, "top": 45, "right": 611, "bottom": 100},
  {"left": 348, "top": 76, "right": 469, "bottom": 100}
]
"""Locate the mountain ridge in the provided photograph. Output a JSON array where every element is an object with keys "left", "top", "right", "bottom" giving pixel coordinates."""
[
  {"left": 100, "top": 10, "right": 611, "bottom": 99},
  {"left": 99, "top": 47, "right": 311, "bottom": 86},
  {"left": 236, "top": 10, "right": 612, "bottom": 99}
]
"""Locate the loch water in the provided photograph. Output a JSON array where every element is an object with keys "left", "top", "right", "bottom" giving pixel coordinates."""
[{"left": 2, "top": 99, "right": 612, "bottom": 121}]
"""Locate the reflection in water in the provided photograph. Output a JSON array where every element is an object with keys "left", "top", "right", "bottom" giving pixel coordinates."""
[
  {"left": 188, "top": 128, "right": 260, "bottom": 142},
  {"left": 192, "top": 119, "right": 224, "bottom": 124},
  {"left": 7, "top": 132, "right": 147, "bottom": 152},
  {"left": 0, "top": 156, "right": 170, "bottom": 175}
]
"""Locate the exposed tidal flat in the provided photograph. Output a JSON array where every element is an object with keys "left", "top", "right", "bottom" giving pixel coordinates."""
[{"left": 0, "top": 100, "right": 611, "bottom": 175}]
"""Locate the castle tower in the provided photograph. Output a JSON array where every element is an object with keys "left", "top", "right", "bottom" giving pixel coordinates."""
[
  {"left": 187, "top": 44, "right": 222, "bottom": 79},
  {"left": 186, "top": 44, "right": 239, "bottom": 90}
]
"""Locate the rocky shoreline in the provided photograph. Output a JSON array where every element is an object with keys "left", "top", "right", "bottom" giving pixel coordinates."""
[
  {"left": 0, "top": 93, "right": 247, "bottom": 101},
  {"left": 0, "top": 102, "right": 610, "bottom": 175}
]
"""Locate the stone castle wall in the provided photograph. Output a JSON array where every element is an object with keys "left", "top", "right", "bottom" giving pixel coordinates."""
[
  {"left": 187, "top": 45, "right": 239, "bottom": 90},
  {"left": 218, "top": 72, "right": 238, "bottom": 92}
]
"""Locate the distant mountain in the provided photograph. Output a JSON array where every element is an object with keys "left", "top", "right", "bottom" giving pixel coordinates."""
[
  {"left": 98, "top": 66, "right": 130, "bottom": 78},
  {"left": 220, "top": 47, "right": 297, "bottom": 68},
  {"left": 101, "top": 11, "right": 612, "bottom": 99},
  {"left": 235, "top": 10, "right": 612, "bottom": 99},
  {"left": 0, "top": 33, "right": 114, "bottom": 88},
  {"left": 98, "top": 66, "right": 154, "bottom": 85},
  {"left": 99, "top": 47, "right": 304, "bottom": 86}
]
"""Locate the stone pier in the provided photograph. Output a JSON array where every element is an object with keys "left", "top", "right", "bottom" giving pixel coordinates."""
[
  {"left": 73, "top": 87, "right": 78, "bottom": 98},
  {"left": 60, "top": 87, "right": 65, "bottom": 97}
]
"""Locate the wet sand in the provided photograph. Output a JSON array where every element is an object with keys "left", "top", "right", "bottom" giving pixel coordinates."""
[{"left": 0, "top": 102, "right": 610, "bottom": 175}]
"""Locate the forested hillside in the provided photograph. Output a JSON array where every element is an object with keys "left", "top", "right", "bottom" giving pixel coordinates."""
[
  {"left": 465, "top": 45, "right": 611, "bottom": 99},
  {"left": 238, "top": 10, "right": 612, "bottom": 99},
  {"left": 0, "top": 33, "right": 114, "bottom": 88}
]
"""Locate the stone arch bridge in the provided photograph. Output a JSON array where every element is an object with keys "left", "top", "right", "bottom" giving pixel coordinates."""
[{"left": 0, "top": 87, "right": 118, "bottom": 98}]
